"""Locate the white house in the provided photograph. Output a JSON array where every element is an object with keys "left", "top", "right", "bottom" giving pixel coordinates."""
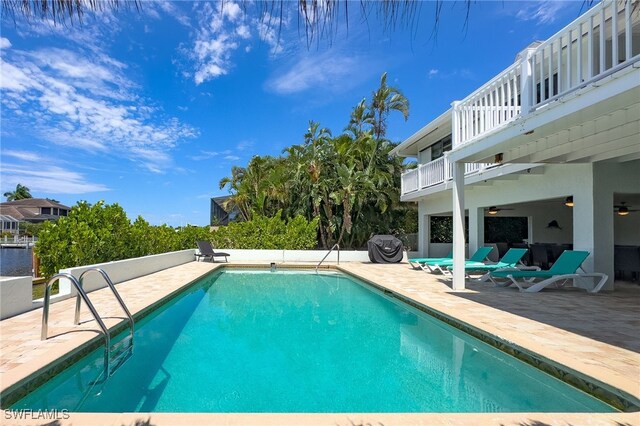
[{"left": 392, "top": 0, "right": 640, "bottom": 291}]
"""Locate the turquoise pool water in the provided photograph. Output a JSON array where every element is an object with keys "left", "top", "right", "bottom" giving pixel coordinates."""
[{"left": 11, "top": 269, "right": 615, "bottom": 412}]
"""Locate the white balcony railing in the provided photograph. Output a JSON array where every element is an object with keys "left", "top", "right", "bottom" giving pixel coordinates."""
[
  {"left": 452, "top": 0, "right": 640, "bottom": 148},
  {"left": 401, "top": 168, "right": 419, "bottom": 193},
  {"left": 420, "top": 157, "right": 446, "bottom": 188},
  {"left": 400, "top": 156, "right": 497, "bottom": 195}
]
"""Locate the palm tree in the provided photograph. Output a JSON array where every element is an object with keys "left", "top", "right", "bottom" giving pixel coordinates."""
[
  {"left": 4, "top": 184, "right": 32, "bottom": 201},
  {"left": 2, "top": 1, "right": 446, "bottom": 43},
  {"left": 370, "top": 72, "right": 410, "bottom": 139},
  {"left": 345, "top": 99, "right": 374, "bottom": 139},
  {"left": 219, "top": 166, "right": 251, "bottom": 221}
]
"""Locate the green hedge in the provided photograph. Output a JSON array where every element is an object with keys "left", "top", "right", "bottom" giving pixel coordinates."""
[
  {"left": 35, "top": 201, "right": 211, "bottom": 277},
  {"left": 211, "top": 212, "right": 319, "bottom": 250},
  {"left": 35, "top": 202, "right": 319, "bottom": 277}
]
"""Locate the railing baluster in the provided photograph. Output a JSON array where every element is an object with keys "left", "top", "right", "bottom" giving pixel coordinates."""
[
  {"left": 624, "top": 0, "right": 631, "bottom": 62},
  {"left": 612, "top": 0, "right": 618, "bottom": 66},
  {"left": 577, "top": 22, "right": 583, "bottom": 84},
  {"left": 567, "top": 29, "right": 573, "bottom": 88},
  {"left": 531, "top": 53, "right": 537, "bottom": 106},
  {"left": 548, "top": 43, "right": 554, "bottom": 98},
  {"left": 600, "top": 4, "right": 606, "bottom": 73},
  {"left": 588, "top": 16, "right": 594, "bottom": 79},
  {"left": 540, "top": 50, "right": 545, "bottom": 102}
]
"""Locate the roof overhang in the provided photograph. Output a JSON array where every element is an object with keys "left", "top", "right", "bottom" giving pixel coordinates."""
[{"left": 391, "top": 109, "right": 452, "bottom": 158}]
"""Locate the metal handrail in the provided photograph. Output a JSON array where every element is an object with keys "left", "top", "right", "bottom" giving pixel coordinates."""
[
  {"left": 316, "top": 243, "right": 340, "bottom": 273},
  {"left": 41, "top": 273, "right": 110, "bottom": 376},
  {"left": 78, "top": 268, "right": 134, "bottom": 340}
]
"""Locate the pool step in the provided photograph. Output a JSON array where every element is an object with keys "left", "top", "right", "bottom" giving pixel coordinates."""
[{"left": 108, "top": 335, "right": 133, "bottom": 376}]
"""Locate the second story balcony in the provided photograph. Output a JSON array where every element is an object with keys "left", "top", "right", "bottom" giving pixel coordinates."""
[
  {"left": 394, "top": 0, "right": 639, "bottom": 198},
  {"left": 452, "top": 0, "right": 639, "bottom": 149},
  {"left": 400, "top": 155, "right": 541, "bottom": 199}
]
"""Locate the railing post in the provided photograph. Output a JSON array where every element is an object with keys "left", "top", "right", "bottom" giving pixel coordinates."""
[
  {"left": 444, "top": 152, "right": 452, "bottom": 181},
  {"left": 519, "top": 47, "right": 537, "bottom": 116},
  {"left": 451, "top": 101, "right": 460, "bottom": 147}
]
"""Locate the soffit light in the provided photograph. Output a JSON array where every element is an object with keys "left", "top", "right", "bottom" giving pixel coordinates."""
[
  {"left": 565, "top": 196, "right": 574, "bottom": 207},
  {"left": 488, "top": 206, "right": 498, "bottom": 215}
]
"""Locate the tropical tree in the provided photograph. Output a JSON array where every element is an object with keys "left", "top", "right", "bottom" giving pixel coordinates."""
[
  {"left": 216, "top": 73, "right": 417, "bottom": 249},
  {"left": 345, "top": 99, "right": 374, "bottom": 139},
  {"left": 370, "top": 72, "right": 410, "bottom": 139},
  {"left": 3, "top": 183, "right": 32, "bottom": 201}
]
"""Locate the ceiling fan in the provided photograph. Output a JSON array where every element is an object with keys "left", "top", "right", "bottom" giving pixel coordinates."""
[
  {"left": 614, "top": 202, "right": 639, "bottom": 216},
  {"left": 485, "top": 206, "right": 515, "bottom": 215}
]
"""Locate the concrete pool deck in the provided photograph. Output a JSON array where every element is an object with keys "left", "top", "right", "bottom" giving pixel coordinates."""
[{"left": 0, "top": 260, "right": 639, "bottom": 425}]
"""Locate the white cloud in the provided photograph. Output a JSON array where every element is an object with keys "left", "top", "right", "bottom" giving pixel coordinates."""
[
  {"left": 224, "top": 155, "right": 240, "bottom": 161},
  {"left": 143, "top": 2, "right": 191, "bottom": 27},
  {"left": 2, "top": 150, "right": 45, "bottom": 162},
  {"left": 0, "top": 37, "right": 11, "bottom": 49},
  {"left": 186, "top": 2, "right": 291, "bottom": 84},
  {"left": 426, "top": 68, "right": 475, "bottom": 81},
  {"left": 1, "top": 162, "right": 109, "bottom": 194},
  {"left": 1, "top": 45, "right": 197, "bottom": 174},
  {"left": 190, "top": 150, "right": 219, "bottom": 161},
  {"left": 253, "top": 13, "right": 286, "bottom": 55},
  {"left": 265, "top": 51, "right": 362, "bottom": 95},
  {"left": 236, "top": 140, "right": 254, "bottom": 151},
  {"left": 189, "top": 1, "right": 249, "bottom": 85},
  {"left": 515, "top": 1, "right": 565, "bottom": 25}
]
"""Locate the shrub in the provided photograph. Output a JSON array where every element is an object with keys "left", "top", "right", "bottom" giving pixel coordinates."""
[
  {"left": 35, "top": 201, "right": 213, "bottom": 277},
  {"left": 211, "top": 212, "right": 318, "bottom": 250}
]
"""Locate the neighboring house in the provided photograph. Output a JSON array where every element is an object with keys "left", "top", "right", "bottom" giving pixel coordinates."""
[
  {"left": 0, "top": 214, "right": 20, "bottom": 235},
  {"left": 392, "top": 0, "right": 640, "bottom": 291},
  {"left": 0, "top": 199, "right": 71, "bottom": 226},
  {"left": 210, "top": 196, "right": 240, "bottom": 226}
]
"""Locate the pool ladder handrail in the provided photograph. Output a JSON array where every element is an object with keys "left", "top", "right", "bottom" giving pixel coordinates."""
[
  {"left": 316, "top": 243, "right": 339, "bottom": 273},
  {"left": 41, "top": 269, "right": 134, "bottom": 378}
]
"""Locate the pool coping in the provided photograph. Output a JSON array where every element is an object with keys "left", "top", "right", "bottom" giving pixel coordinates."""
[{"left": 1, "top": 261, "right": 639, "bottom": 424}]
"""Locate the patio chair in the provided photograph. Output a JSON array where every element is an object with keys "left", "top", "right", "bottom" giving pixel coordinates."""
[
  {"left": 420, "top": 246, "right": 494, "bottom": 275},
  {"left": 408, "top": 250, "right": 452, "bottom": 269},
  {"left": 489, "top": 250, "right": 608, "bottom": 293},
  {"left": 447, "top": 248, "right": 529, "bottom": 282},
  {"left": 195, "top": 240, "right": 230, "bottom": 263},
  {"left": 530, "top": 244, "right": 550, "bottom": 269}
]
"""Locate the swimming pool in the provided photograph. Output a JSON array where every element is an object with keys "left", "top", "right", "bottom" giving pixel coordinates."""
[{"left": 10, "top": 269, "right": 615, "bottom": 412}]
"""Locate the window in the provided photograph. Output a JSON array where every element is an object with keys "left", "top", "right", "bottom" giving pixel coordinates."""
[
  {"left": 430, "top": 216, "right": 469, "bottom": 243},
  {"left": 430, "top": 135, "right": 452, "bottom": 160},
  {"left": 41, "top": 207, "right": 51, "bottom": 215},
  {"left": 52, "top": 208, "right": 59, "bottom": 215},
  {"left": 60, "top": 209, "right": 68, "bottom": 216}
]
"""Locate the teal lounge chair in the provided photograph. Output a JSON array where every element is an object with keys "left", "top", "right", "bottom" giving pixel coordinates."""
[
  {"left": 408, "top": 251, "right": 452, "bottom": 269},
  {"left": 490, "top": 250, "right": 608, "bottom": 293},
  {"left": 420, "top": 246, "right": 494, "bottom": 275},
  {"left": 447, "top": 248, "right": 529, "bottom": 282}
]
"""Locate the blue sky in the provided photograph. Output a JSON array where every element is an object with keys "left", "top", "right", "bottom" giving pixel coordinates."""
[{"left": 0, "top": 1, "right": 586, "bottom": 226}]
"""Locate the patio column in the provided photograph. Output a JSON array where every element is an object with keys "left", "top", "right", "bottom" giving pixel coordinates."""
[
  {"left": 452, "top": 161, "right": 466, "bottom": 290},
  {"left": 573, "top": 165, "right": 615, "bottom": 291},
  {"left": 468, "top": 206, "right": 484, "bottom": 255},
  {"left": 418, "top": 201, "right": 429, "bottom": 257}
]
